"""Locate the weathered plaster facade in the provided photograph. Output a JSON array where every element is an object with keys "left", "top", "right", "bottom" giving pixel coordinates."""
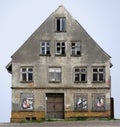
[{"left": 6, "top": 5, "right": 112, "bottom": 122}]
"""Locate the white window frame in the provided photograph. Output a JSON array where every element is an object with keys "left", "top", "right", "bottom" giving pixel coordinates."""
[
  {"left": 40, "top": 42, "right": 50, "bottom": 55},
  {"left": 56, "top": 17, "right": 66, "bottom": 32},
  {"left": 49, "top": 67, "right": 61, "bottom": 82},
  {"left": 71, "top": 42, "right": 81, "bottom": 56},
  {"left": 93, "top": 67, "right": 105, "bottom": 82},
  {"left": 21, "top": 67, "right": 33, "bottom": 82},
  {"left": 74, "top": 67, "right": 87, "bottom": 82},
  {"left": 56, "top": 42, "right": 65, "bottom": 55}
]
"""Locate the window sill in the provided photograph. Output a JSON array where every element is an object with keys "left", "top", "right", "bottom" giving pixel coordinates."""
[
  {"left": 92, "top": 81, "right": 105, "bottom": 83},
  {"left": 55, "top": 54, "right": 66, "bottom": 57},
  {"left": 55, "top": 31, "right": 67, "bottom": 33},
  {"left": 39, "top": 54, "right": 51, "bottom": 56},
  {"left": 49, "top": 81, "right": 61, "bottom": 83},
  {"left": 20, "top": 81, "right": 34, "bottom": 83},
  {"left": 74, "top": 81, "right": 87, "bottom": 83},
  {"left": 71, "top": 55, "right": 81, "bottom": 57}
]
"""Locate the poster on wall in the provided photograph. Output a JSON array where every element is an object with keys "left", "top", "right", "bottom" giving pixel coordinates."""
[
  {"left": 92, "top": 93, "right": 105, "bottom": 111},
  {"left": 20, "top": 93, "right": 33, "bottom": 110},
  {"left": 74, "top": 93, "right": 88, "bottom": 111}
]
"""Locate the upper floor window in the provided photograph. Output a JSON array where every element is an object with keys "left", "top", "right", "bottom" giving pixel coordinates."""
[
  {"left": 93, "top": 67, "right": 105, "bottom": 82},
  {"left": 49, "top": 67, "right": 61, "bottom": 82},
  {"left": 21, "top": 67, "right": 33, "bottom": 82},
  {"left": 71, "top": 42, "right": 81, "bottom": 56},
  {"left": 75, "top": 67, "right": 87, "bottom": 82},
  {"left": 40, "top": 42, "right": 50, "bottom": 55},
  {"left": 56, "top": 42, "right": 65, "bottom": 56},
  {"left": 56, "top": 17, "right": 66, "bottom": 32}
]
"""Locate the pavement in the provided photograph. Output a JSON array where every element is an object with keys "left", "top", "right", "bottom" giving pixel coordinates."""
[{"left": 0, "top": 120, "right": 120, "bottom": 127}]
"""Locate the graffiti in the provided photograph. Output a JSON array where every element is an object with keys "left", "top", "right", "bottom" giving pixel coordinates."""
[
  {"left": 20, "top": 93, "right": 33, "bottom": 110},
  {"left": 21, "top": 97, "right": 33, "bottom": 110},
  {"left": 92, "top": 93, "right": 105, "bottom": 111},
  {"left": 76, "top": 97, "right": 87, "bottom": 109},
  {"left": 97, "top": 96, "right": 104, "bottom": 107},
  {"left": 74, "top": 94, "right": 88, "bottom": 111}
]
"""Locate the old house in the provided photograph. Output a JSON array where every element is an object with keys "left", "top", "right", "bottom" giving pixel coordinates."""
[{"left": 6, "top": 5, "right": 112, "bottom": 122}]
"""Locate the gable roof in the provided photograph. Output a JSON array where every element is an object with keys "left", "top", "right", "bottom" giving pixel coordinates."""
[{"left": 11, "top": 5, "right": 111, "bottom": 63}]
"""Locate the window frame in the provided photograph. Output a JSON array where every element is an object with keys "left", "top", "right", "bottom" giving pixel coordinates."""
[
  {"left": 92, "top": 67, "right": 105, "bottom": 83},
  {"left": 40, "top": 41, "right": 50, "bottom": 56},
  {"left": 74, "top": 67, "right": 87, "bottom": 83},
  {"left": 20, "top": 67, "right": 33, "bottom": 83},
  {"left": 71, "top": 42, "right": 81, "bottom": 56},
  {"left": 48, "top": 67, "right": 61, "bottom": 83},
  {"left": 55, "top": 17, "right": 66, "bottom": 32},
  {"left": 55, "top": 41, "right": 66, "bottom": 56}
]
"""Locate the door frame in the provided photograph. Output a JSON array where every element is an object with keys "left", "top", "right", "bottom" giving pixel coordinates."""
[{"left": 45, "top": 93, "right": 64, "bottom": 119}]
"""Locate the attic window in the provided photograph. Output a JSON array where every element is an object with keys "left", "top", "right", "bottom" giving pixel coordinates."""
[
  {"left": 56, "top": 17, "right": 66, "bottom": 32},
  {"left": 71, "top": 42, "right": 81, "bottom": 56},
  {"left": 40, "top": 42, "right": 50, "bottom": 55},
  {"left": 55, "top": 42, "right": 65, "bottom": 56}
]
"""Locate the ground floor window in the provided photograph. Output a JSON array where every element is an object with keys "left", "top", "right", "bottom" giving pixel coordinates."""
[
  {"left": 74, "top": 93, "right": 88, "bottom": 111},
  {"left": 92, "top": 93, "right": 106, "bottom": 111},
  {"left": 20, "top": 93, "right": 34, "bottom": 111}
]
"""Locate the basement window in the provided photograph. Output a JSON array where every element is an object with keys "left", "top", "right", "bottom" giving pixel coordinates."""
[{"left": 56, "top": 17, "right": 66, "bottom": 32}]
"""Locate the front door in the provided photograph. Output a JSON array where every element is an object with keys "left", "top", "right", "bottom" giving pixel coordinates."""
[{"left": 46, "top": 93, "right": 64, "bottom": 119}]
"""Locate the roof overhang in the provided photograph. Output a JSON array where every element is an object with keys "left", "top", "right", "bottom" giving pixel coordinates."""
[{"left": 6, "top": 61, "right": 12, "bottom": 74}]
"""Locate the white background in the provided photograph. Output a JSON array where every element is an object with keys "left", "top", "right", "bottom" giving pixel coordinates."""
[{"left": 0, "top": 0, "right": 120, "bottom": 122}]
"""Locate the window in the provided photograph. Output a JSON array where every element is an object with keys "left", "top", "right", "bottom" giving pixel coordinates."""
[
  {"left": 56, "top": 17, "right": 66, "bottom": 32},
  {"left": 41, "top": 42, "right": 50, "bottom": 55},
  {"left": 92, "top": 93, "right": 106, "bottom": 111},
  {"left": 20, "top": 93, "right": 33, "bottom": 111},
  {"left": 56, "top": 42, "right": 65, "bottom": 55},
  {"left": 71, "top": 42, "right": 81, "bottom": 56},
  {"left": 75, "top": 67, "right": 87, "bottom": 82},
  {"left": 21, "top": 67, "right": 33, "bottom": 82},
  {"left": 74, "top": 93, "right": 88, "bottom": 111},
  {"left": 93, "top": 67, "right": 105, "bottom": 82},
  {"left": 49, "top": 68, "right": 61, "bottom": 82}
]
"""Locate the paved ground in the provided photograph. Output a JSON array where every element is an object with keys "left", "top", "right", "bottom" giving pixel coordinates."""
[{"left": 0, "top": 120, "right": 120, "bottom": 127}]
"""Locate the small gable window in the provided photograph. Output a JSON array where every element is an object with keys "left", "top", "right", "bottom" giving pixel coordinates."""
[
  {"left": 56, "top": 17, "right": 66, "bottom": 32},
  {"left": 56, "top": 42, "right": 65, "bottom": 56},
  {"left": 71, "top": 42, "right": 81, "bottom": 56},
  {"left": 40, "top": 42, "right": 50, "bottom": 55},
  {"left": 21, "top": 67, "right": 33, "bottom": 82}
]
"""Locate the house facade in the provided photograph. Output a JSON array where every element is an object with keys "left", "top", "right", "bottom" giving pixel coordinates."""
[{"left": 6, "top": 5, "right": 112, "bottom": 122}]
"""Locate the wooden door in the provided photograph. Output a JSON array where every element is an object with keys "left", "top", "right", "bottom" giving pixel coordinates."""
[{"left": 46, "top": 93, "right": 64, "bottom": 119}]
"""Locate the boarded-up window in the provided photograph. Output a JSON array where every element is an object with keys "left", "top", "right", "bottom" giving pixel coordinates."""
[
  {"left": 74, "top": 93, "right": 88, "bottom": 111},
  {"left": 92, "top": 93, "right": 106, "bottom": 111},
  {"left": 49, "top": 68, "right": 61, "bottom": 82},
  {"left": 20, "top": 93, "right": 33, "bottom": 111}
]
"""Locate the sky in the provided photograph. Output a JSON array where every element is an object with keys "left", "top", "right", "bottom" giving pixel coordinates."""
[{"left": 0, "top": 0, "right": 120, "bottom": 122}]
